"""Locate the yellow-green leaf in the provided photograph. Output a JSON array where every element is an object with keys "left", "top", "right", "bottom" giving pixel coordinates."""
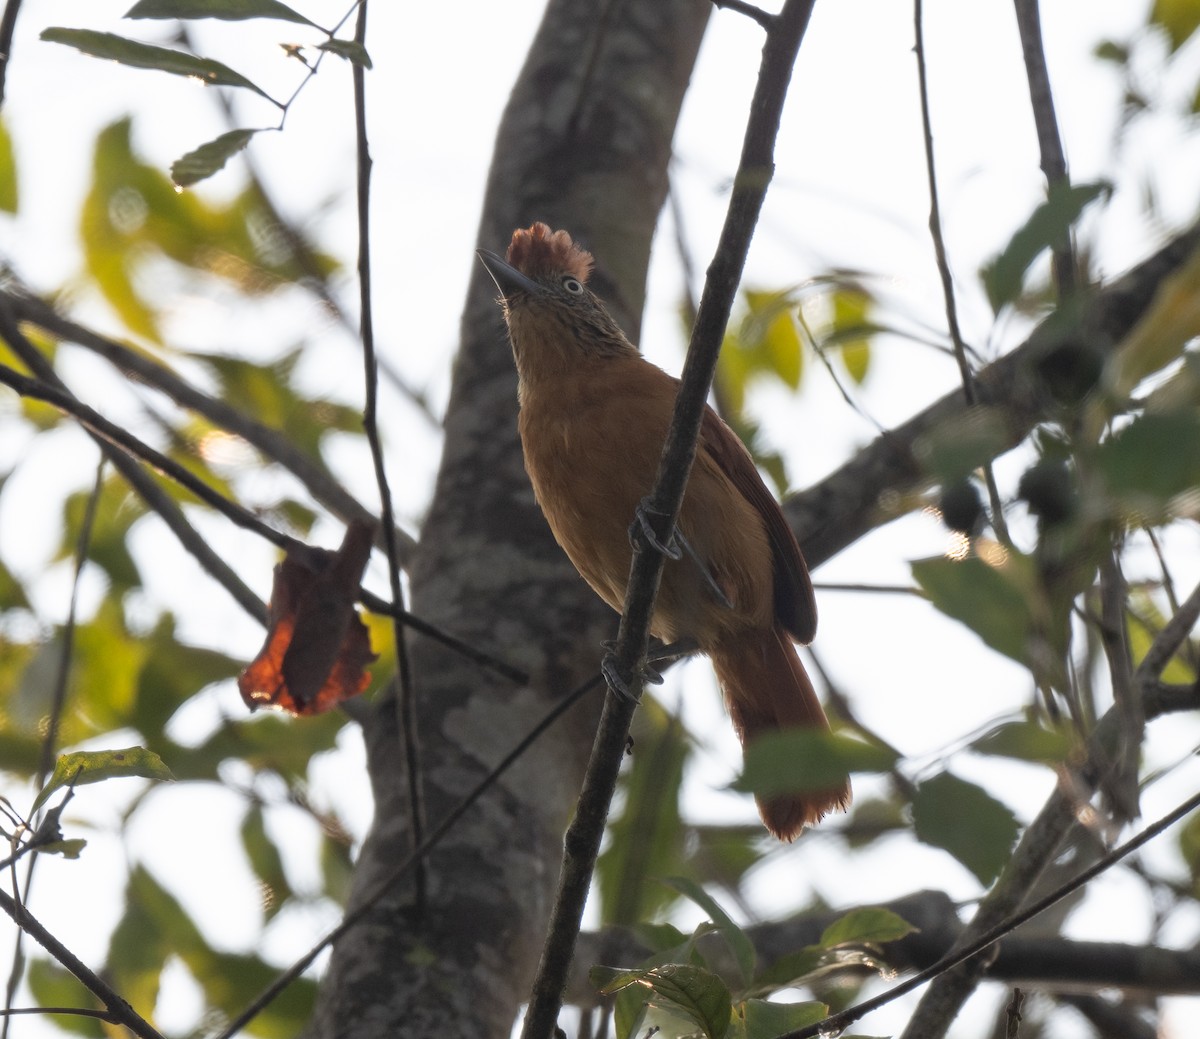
[
  {"left": 32, "top": 746, "right": 173, "bottom": 813},
  {"left": 0, "top": 118, "right": 17, "bottom": 213},
  {"left": 912, "top": 772, "right": 1019, "bottom": 886},
  {"left": 1151, "top": 0, "right": 1200, "bottom": 51}
]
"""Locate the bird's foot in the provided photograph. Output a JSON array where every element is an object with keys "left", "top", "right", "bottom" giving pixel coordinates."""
[
  {"left": 601, "top": 640, "right": 664, "bottom": 703},
  {"left": 628, "top": 498, "right": 682, "bottom": 560}
]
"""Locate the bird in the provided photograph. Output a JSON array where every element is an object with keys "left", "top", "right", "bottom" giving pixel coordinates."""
[{"left": 478, "top": 222, "right": 850, "bottom": 840}]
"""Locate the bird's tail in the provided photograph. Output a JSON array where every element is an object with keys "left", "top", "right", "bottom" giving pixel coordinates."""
[{"left": 710, "top": 627, "right": 851, "bottom": 840}]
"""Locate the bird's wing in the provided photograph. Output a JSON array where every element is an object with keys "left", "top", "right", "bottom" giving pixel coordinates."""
[{"left": 699, "top": 407, "right": 817, "bottom": 643}]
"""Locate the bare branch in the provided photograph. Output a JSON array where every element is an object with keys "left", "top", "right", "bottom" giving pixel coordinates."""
[
  {"left": 1136, "top": 576, "right": 1200, "bottom": 682},
  {"left": 0, "top": 887, "right": 164, "bottom": 1039},
  {"left": 788, "top": 222, "right": 1200, "bottom": 568},
  {"left": 2, "top": 289, "right": 415, "bottom": 564},
  {"left": 1013, "top": 0, "right": 1077, "bottom": 297},
  {"left": 520, "top": 3, "right": 819, "bottom": 1035},
  {"left": 710, "top": 0, "right": 774, "bottom": 30}
]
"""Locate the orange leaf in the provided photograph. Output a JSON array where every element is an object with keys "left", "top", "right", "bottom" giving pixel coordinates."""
[{"left": 238, "top": 520, "right": 378, "bottom": 715}]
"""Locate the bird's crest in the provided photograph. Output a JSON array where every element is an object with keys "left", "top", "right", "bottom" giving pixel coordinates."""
[{"left": 506, "top": 223, "right": 594, "bottom": 285}]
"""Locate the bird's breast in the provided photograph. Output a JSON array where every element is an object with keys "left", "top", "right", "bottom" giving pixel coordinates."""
[{"left": 516, "top": 364, "right": 774, "bottom": 645}]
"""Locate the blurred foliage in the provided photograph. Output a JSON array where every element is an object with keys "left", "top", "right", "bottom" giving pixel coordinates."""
[
  {"left": 1, "top": 1, "right": 1200, "bottom": 1037},
  {"left": 0, "top": 17, "right": 359, "bottom": 1030},
  {"left": 713, "top": 278, "right": 877, "bottom": 493},
  {"left": 593, "top": 888, "right": 914, "bottom": 1039},
  {"left": 79, "top": 118, "right": 337, "bottom": 341}
]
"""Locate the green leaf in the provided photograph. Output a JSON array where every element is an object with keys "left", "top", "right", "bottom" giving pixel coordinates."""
[
  {"left": 0, "top": 118, "right": 17, "bottom": 212},
  {"left": 685, "top": 823, "right": 765, "bottom": 894},
  {"left": 1128, "top": 591, "right": 1197, "bottom": 684},
  {"left": 744, "top": 290, "right": 803, "bottom": 388},
  {"left": 194, "top": 350, "right": 360, "bottom": 459},
  {"left": 26, "top": 960, "right": 104, "bottom": 1036},
  {"left": 733, "top": 730, "right": 897, "bottom": 800},
  {"left": 598, "top": 699, "right": 688, "bottom": 926},
  {"left": 57, "top": 474, "right": 145, "bottom": 591},
  {"left": 751, "top": 947, "right": 824, "bottom": 991},
  {"left": 915, "top": 406, "right": 1014, "bottom": 483},
  {"left": 171, "top": 128, "right": 259, "bottom": 186},
  {"left": 1151, "top": 0, "right": 1200, "bottom": 51},
  {"left": 593, "top": 964, "right": 732, "bottom": 1039},
  {"left": 134, "top": 614, "right": 241, "bottom": 741},
  {"left": 241, "top": 804, "right": 293, "bottom": 920},
  {"left": 981, "top": 181, "right": 1111, "bottom": 313},
  {"left": 1096, "top": 411, "right": 1200, "bottom": 518},
  {"left": 631, "top": 921, "right": 690, "bottom": 954},
  {"left": 317, "top": 38, "right": 373, "bottom": 68},
  {"left": 737, "top": 998, "right": 828, "bottom": 1039},
  {"left": 1179, "top": 809, "right": 1200, "bottom": 894},
  {"left": 0, "top": 555, "right": 30, "bottom": 610},
  {"left": 828, "top": 284, "right": 875, "bottom": 383},
  {"left": 664, "top": 876, "right": 755, "bottom": 984},
  {"left": 37, "top": 837, "right": 88, "bottom": 858},
  {"left": 911, "top": 554, "right": 1034, "bottom": 666},
  {"left": 125, "top": 0, "right": 319, "bottom": 27},
  {"left": 912, "top": 772, "right": 1020, "bottom": 886},
  {"left": 33, "top": 746, "right": 173, "bottom": 812},
  {"left": 970, "top": 719, "right": 1072, "bottom": 765},
  {"left": 40, "top": 29, "right": 274, "bottom": 100},
  {"left": 819, "top": 907, "right": 916, "bottom": 949},
  {"left": 165, "top": 710, "right": 346, "bottom": 783}
]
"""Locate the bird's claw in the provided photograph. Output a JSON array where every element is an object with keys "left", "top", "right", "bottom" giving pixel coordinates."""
[
  {"left": 628, "top": 498, "right": 682, "bottom": 560},
  {"left": 601, "top": 642, "right": 663, "bottom": 703}
]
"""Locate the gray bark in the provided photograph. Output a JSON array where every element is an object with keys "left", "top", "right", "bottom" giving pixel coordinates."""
[{"left": 307, "top": 4, "right": 709, "bottom": 1036}]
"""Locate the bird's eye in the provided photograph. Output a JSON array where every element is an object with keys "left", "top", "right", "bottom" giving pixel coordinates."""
[{"left": 561, "top": 276, "right": 584, "bottom": 295}]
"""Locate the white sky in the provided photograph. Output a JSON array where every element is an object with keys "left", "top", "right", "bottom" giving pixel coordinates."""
[{"left": 2, "top": 1, "right": 1200, "bottom": 1037}]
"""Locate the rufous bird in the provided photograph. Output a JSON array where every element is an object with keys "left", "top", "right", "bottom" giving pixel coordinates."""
[{"left": 478, "top": 222, "right": 850, "bottom": 840}]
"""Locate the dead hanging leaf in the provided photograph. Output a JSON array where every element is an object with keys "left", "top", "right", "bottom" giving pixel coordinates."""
[{"left": 238, "top": 520, "right": 378, "bottom": 715}]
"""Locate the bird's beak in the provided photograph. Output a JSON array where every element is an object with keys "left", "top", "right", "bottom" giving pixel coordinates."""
[{"left": 477, "top": 249, "right": 541, "bottom": 299}]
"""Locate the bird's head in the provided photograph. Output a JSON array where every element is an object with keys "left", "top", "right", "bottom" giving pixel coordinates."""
[{"left": 478, "top": 223, "right": 635, "bottom": 376}]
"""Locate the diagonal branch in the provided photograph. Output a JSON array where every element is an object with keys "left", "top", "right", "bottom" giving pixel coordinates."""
[
  {"left": 787, "top": 221, "right": 1200, "bottom": 569},
  {"left": 518, "top": 3, "right": 819, "bottom": 1036},
  {"left": 2, "top": 289, "right": 415, "bottom": 563},
  {"left": 0, "top": 887, "right": 163, "bottom": 1039}
]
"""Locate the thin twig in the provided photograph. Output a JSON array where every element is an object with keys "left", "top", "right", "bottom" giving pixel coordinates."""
[
  {"left": 351, "top": 0, "right": 426, "bottom": 909},
  {"left": 1097, "top": 548, "right": 1141, "bottom": 821},
  {"left": 1135, "top": 576, "right": 1200, "bottom": 682},
  {"left": 1005, "top": 988, "right": 1025, "bottom": 1039},
  {"left": 0, "top": 336, "right": 526, "bottom": 681},
  {"left": 0, "top": 306, "right": 268, "bottom": 621},
  {"left": 214, "top": 670, "right": 606, "bottom": 1039},
  {"left": 912, "top": 0, "right": 1011, "bottom": 546},
  {"left": 2, "top": 289, "right": 417, "bottom": 563},
  {"left": 1, "top": 459, "right": 105, "bottom": 1039},
  {"left": 1013, "top": 0, "right": 1076, "bottom": 297},
  {"left": 519, "top": 4, "right": 819, "bottom": 1036},
  {"left": 787, "top": 785, "right": 1200, "bottom": 1038},
  {"left": 0, "top": 887, "right": 164, "bottom": 1039},
  {"left": 710, "top": 0, "right": 774, "bottom": 31},
  {"left": 0, "top": 0, "right": 23, "bottom": 107}
]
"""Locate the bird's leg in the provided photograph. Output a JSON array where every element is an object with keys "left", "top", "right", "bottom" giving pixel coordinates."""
[
  {"left": 647, "top": 636, "right": 700, "bottom": 666},
  {"left": 628, "top": 498, "right": 682, "bottom": 560},
  {"left": 599, "top": 637, "right": 700, "bottom": 703},
  {"left": 673, "top": 531, "right": 734, "bottom": 610},
  {"left": 629, "top": 499, "right": 731, "bottom": 609}
]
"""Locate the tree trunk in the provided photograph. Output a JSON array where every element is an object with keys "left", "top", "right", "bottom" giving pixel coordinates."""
[{"left": 307, "top": 3, "right": 709, "bottom": 1035}]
